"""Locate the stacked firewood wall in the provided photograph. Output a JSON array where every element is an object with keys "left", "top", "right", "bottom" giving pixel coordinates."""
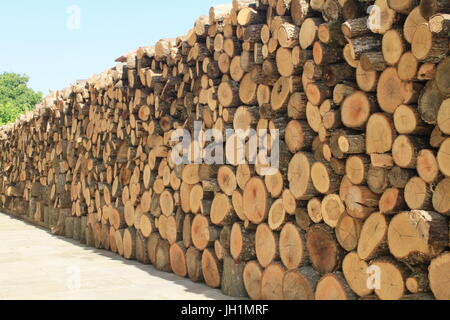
[{"left": 0, "top": 0, "right": 449, "bottom": 300}]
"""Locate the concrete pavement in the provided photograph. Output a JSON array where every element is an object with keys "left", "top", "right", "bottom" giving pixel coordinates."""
[{"left": 0, "top": 213, "right": 237, "bottom": 300}]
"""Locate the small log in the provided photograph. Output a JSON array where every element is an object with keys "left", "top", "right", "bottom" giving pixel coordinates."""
[{"left": 406, "top": 269, "right": 430, "bottom": 294}]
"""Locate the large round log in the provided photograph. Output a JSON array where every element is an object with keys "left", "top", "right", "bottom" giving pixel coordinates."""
[
  {"left": 429, "top": 252, "right": 450, "bottom": 300},
  {"left": 255, "top": 223, "right": 279, "bottom": 268},
  {"left": 388, "top": 210, "right": 448, "bottom": 264},
  {"left": 315, "top": 272, "right": 357, "bottom": 300},
  {"left": 306, "top": 224, "right": 344, "bottom": 274},
  {"left": 282, "top": 267, "right": 320, "bottom": 300},
  {"left": 243, "top": 177, "right": 270, "bottom": 224},
  {"left": 243, "top": 261, "right": 263, "bottom": 300},
  {"left": 261, "top": 262, "right": 286, "bottom": 300},
  {"left": 279, "top": 223, "right": 309, "bottom": 270}
]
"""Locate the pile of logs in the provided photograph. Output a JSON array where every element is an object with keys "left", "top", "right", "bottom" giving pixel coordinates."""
[{"left": 0, "top": 0, "right": 449, "bottom": 300}]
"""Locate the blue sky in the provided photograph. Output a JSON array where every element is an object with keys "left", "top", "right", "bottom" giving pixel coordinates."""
[{"left": 0, "top": 0, "right": 225, "bottom": 95}]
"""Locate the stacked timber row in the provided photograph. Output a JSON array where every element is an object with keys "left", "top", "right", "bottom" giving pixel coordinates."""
[{"left": 0, "top": 0, "right": 449, "bottom": 300}]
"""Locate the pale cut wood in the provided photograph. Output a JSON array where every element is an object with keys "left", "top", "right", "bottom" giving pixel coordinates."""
[
  {"left": 191, "top": 214, "right": 219, "bottom": 251},
  {"left": 429, "top": 13, "right": 450, "bottom": 36}
]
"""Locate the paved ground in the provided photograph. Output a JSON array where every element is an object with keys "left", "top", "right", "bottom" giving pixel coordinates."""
[{"left": 0, "top": 213, "right": 236, "bottom": 300}]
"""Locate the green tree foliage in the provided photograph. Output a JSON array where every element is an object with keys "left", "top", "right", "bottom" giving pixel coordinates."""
[{"left": 0, "top": 73, "right": 42, "bottom": 125}]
